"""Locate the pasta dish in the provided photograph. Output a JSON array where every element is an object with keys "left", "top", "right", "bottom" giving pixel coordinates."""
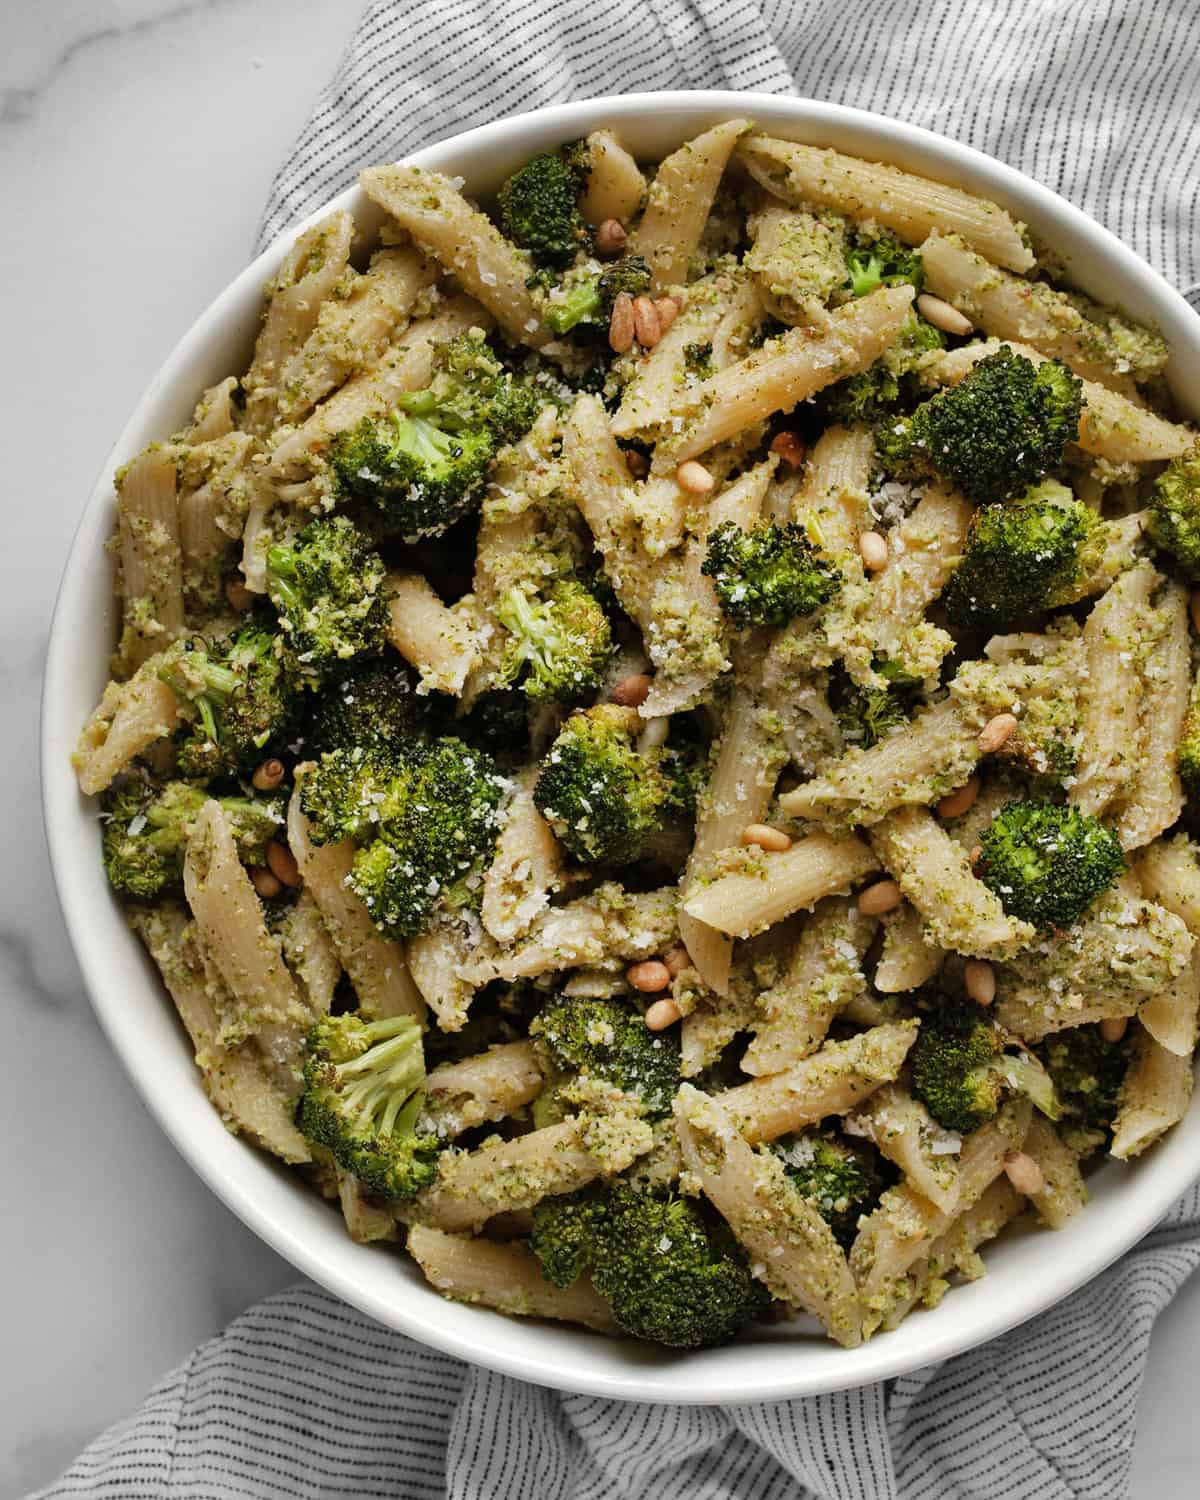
[{"left": 73, "top": 121, "right": 1200, "bottom": 1349}]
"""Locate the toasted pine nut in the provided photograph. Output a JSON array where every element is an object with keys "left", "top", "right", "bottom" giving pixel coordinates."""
[
  {"left": 964, "top": 959, "right": 996, "bottom": 1007},
  {"left": 1004, "top": 1150, "right": 1045, "bottom": 1197},
  {"left": 676, "top": 460, "right": 714, "bottom": 494},
  {"left": 266, "top": 841, "right": 301, "bottom": 888},
  {"left": 969, "top": 844, "right": 983, "bottom": 868},
  {"left": 769, "top": 430, "right": 806, "bottom": 469},
  {"left": 1191, "top": 590, "right": 1200, "bottom": 636},
  {"left": 859, "top": 531, "right": 889, "bottom": 572},
  {"left": 858, "top": 878, "right": 902, "bottom": 916},
  {"left": 250, "top": 866, "right": 282, "bottom": 900},
  {"left": 978, "top": 713, "right": 1019, "bottom": 754},
  {"left": 609, "top": 292, "right": 635, "bottom": 353},
  {"left": 632, "top": 296, "right": 662, "bottom": 348},
  {"left": 741, "top": 823, "right": 792, "bottom": 852},
  {"left": 655, "top": 296, "right": 681, "bottom": 333},
  {"left": 252, "top": 757, "right": 285, "bottom": 792},
  {"left": 594, "top": 218, "right": 628, "bottom": 256},
  {"left": 611, "top": 672, "right": 652, "bottom": 708},
  {"left": 1100, "top": 1016, "right": 1130, "bottom": 1043},
  {"left": 628, "top": 960, "right": 672, "bottom": 994},
  {"left": 937, "top": 777, "right": 980, "bottom": 820},
  {"left": 645, "top": 997, "right": 682, "bottom": 1031},
  {"left": 224, "top": 577, "right": 252, "bottom": 611},
  {"left": 623, "top": 448, "right": 650, "bottom": 479},
  {"left": 663, "top": 944, "right": 692, "bottom": 977},
  {"left": 916, "top": 292, "right": 975, "bottom": 337}
]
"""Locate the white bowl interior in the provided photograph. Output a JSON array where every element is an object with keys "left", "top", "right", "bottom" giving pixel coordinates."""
[{"left": 42, "top": 91, "right": 1200, "bottom": 1403}]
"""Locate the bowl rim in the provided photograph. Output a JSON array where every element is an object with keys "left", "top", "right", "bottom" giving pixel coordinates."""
[{"left": 41, "top": 88, "right": 1200, "bottom": 1404}]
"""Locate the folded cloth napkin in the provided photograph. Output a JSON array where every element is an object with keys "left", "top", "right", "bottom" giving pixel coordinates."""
[{"left": 38, "top": 2, "right": 1200, "bottom": 1496}]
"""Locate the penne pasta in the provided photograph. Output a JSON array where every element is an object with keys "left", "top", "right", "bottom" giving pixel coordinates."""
[
  {"left": 74, "top": 659, "right": 181, "bottom": 796},
  {"left": 116, "top": 445, "right": 185, "bottom": 670},
  {"left": 1111, "top": 1026, "right": 1195, "bottom": 1161},
  {"left": 861, "top": 484, "right": 974, "bottom": 667},
  {"left": 481, "top": 770, "right": 563, "bottom": 945},
  {"left": 846, "top": 1083, "right": 962, "bottom": 1215},
  {"left": 874, "top": 902, "right": 944, "bottom": 993},
  {"left": 579, "top": 129, "right": 646, "bottom": 225},
  {"left": 406, "top": 919, "right": 476, "bottom": 1033},
  {"left": 386, "top": 571, "right": 480, "bottom": 696},
  {"left": 1021, "top": 1116, "right": 1088, "bottom": 1228},
  {"left": 421, "top": 1042, "right": 545, "bottom": 1139}
]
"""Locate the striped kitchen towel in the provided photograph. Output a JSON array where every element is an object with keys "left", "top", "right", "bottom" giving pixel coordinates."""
[{"left": 38, "top": 2, "right": 1200, "bottom": 1497}]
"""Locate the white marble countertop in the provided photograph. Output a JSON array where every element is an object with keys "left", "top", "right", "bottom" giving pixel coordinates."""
[{"left": 4, "top": 3, "right": 1200, "bottom": 1494}]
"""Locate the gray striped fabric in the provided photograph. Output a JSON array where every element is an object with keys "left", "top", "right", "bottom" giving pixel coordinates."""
[{"left": 39, "top": 3, "right": 1200, "bottom": 1496}]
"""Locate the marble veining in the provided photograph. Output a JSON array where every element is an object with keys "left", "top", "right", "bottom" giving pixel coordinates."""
[{"left": 2, "top": 4, "right": 1198, "bottom": 1494}]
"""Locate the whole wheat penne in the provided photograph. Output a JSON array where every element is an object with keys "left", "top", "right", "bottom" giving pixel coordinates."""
[
  {"left": 791, "top": 424, "right": 875, "bottom": 557},
  {"left": 386, "top": 571, "right": 480, "bottom": 696},
  {"left": 1070, "top": 562, "right": 1158, "bottom": 819},
  {"left": 116, "top": 445, "right": 185, "bottom": 669},
  {"left": 1112, "top": 581, "right": 1189, "bottom": 850},
  {"left": 412, "top": 1112, "right": 652, "bottom": 1232},
  {"left": 130, "top": 904, "right": 311, "bottom": 1164},
  {"left": 718, "top": 1021, "right": 918, "bottom": 1142},
  {"left": 243, "top": 211, "right": 355, "bottom": 436},
  {"left": 278, "top": 888, "right": 341, "bottom": 1017},
  {"left": 1111, "top": 1026, "right": 1195, "bottom": 1160},
  {"left": 1021, "top": 1116, "right": 1088, "bottom": 1228},
  {"left": 674, "top": 1086, "right": 863, "bottom": 1347},
  {"left": 1136, "top": 834, "right": 1200, "bottom": 932},
  {"left": 406, "top": 920, "right": 476, "bottom": 1033},
  {"left": 74, "top": 663, "right": 181, "bottom": 796},
  {"left": 335, "top": 1166, "right": 399, "bottom": 1244},
  {"left": 408, "top": 1225, "right": 617, "bottom": 1332},
  {"left": 630, "top": 119, "right": 750, "bottom": 292},
  {"left": 421, "top": 1042, "right": 545, "bottom": 1139},
  {"left": 481, "top": 770, "right": 563, "bottom": 944},
  {"left": 673, "top": 285, "right": 915, "bottom": 461},
  {"left": 869, "top": 805, "right": 1036, "bottom": 960},
  {"left": 874, "top": 902, "right": 945, "bottom": 992},
  {"left": 845, "top": 1083, "right": 962, "bottom": 1215},
  {"left": 361, "top": 164, "right": 551, "bottom": 348},
  {"left": 287, "top": 784, "right": 425, "bottom": 1023},
  {"left": 738, "top": 135, "right": 1034, "bottom": 272},
  {"left": 862, "top": 485, "right": 974, "bottom": 661},
  {"left": 186, "top": 376, "right": 239, "bottom": 442},
  {"left": 929, "top": 341, "right": 1195, "bottom": 463},
  {"left": 579, "top": 129, "right": 646, "bottom": 224},
  {"left": 683, "top": 831, "right": 881, "bottom": 939}
]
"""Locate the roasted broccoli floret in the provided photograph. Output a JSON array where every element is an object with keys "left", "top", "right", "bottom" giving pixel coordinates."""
[
  {"left": 305, "top": 657, "right": 423, "bottom": 758},
  {"left": 265, "top": 516, "right": 388, "bottom": 686},
  {"left": 538, "top": 254, "right": 653, "bottom": 337},
  {"left": 101, "top": 778, "right": 281, "bottom": 899},
  {"left": 1146, "top": 442, "right": 1200, "bottom": 579},
  {"left": 327, "top": 335, "right": 539, "bottom": 540},
  {"left": 820, "top": 314, "right": 944, "bottom": 426},
  {"left": 828, "top": 665, "right": 918, "bottom": 750},
  {"left": 702, "top": 520, "right": 841, "bottom": 629},
  {"left": 298, "top": 1012, "right": 440, "bottom": 1199},
  {"left": 911, "top": 998, "right": 1061, "bottom": 1135},
  {"left": 159, "top": 623, "right": 294, "bottom": 780},
  {"left": 941, "top": 479, "right": 1103, "bottom": 631},
  {"left": 977, "top": 799, "right": 1125, "bottom": 930},
  {"left": 496, "top": 141, "right": 590, "bottom": 266},
  {"left": 773, "top": 1131, "right": 893, "bottom": 1249},
  {"left": 495, "top": 580, "right": 612, "bottom": 703},
  {"left": 845, "top": 231, "right": 925, "bottom": 298},
  {"left": 531, "top": 995, "right": 680, "bottom": 1119},
  {"left": 533, "top": 705, "right": 672, "bottom": 865},
  {"left": 1036, "top": 1024, "right": 1131, "bottom": 1149},
  {"left": 301, "top": 738, "right": 505, "bottom": 938},
  {"left": 530, "top": 1184, "right": 770, "bottom": 1348},
  {"left": 878, "top": 347, "right": 1083, "bottom": 503}
]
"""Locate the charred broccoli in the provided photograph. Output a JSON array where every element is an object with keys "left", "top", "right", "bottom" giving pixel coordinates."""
[
  {"left": 1147, "top": 442, "right": 1200, "bottom": 580},
  {"left": 1036, "top": 1024, "right": 1131, "bottom": 1150},
  {"left": 539, "top": 255, "right": 653, "bottom": 336},
  {"left": 773, "top": 1131, "right": 893, "bottom": 1249},
  {"left": 496, "top": 141, "right": 590, "bottom": 267},
  {"left": 977, "top": 799, "right": 1125, "bottom": 930},
  {"left": 495, "top": 580, "right": 612, "bottom": 703},
  {"left": 911, "top": 997, "right": 1061, "bottom": 1135},
  {"left": 304, "top": 657, "right": 423, "bottom": 758},
  {"left": 702, "top": 520, "right": 841, "bottom": 629},
  {"left": 531, "top": 994, "right": 680, "bottom": 1119},
  {"left": 845, "top": 231, "right": 925, "bottom": 298}
]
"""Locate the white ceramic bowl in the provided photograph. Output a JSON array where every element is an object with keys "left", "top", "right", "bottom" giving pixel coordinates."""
[{"left": 42, "top": 91, "right": 1200, "bottom": 1403}]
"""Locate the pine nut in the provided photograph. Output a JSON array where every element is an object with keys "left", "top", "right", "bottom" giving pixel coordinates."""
[
  {"left": 676, "top": 460, "right": 714, "bottom": 494},
  {"left": 224, "top": 577, "right": 252, "bottom": 611},
  {"left": 628, "top": 960, "right": 672, "bottom": 994},
  {"left": 859, "top": 531, "right": 889, "bottom": 572},
  {"left": 969, "top": 844, "right": 983, "bottom": 868},
  {"left": 1100, "top": 1016, "right": 1130, "bottom": 1043},
  {"left": 623, "top": 449, "right": 650, "bottom": 479},
  {"left": 916, "top": 293, "right": 975, "bottom": 336},
  {"left": 266, "top": 841, "right": 301, "bottom": 888},
  {"left": 741, "top": 823, "right": 792, "bottom": 852},
  {"left": 252, "top": 757, "right": 286, "bottom": 792},
  {"left": 663, "top": 944, "right": 692, "bottom": 977},
  {"left": 1191, "top": 590, "right": 1200, "bottom": 636},
  {"left": 250, "top": 866, "right": 282, "bottom": 900},
  {"left": 937, "top": 777, "right": 980, "bottom": 820},
  {"left": 978, "top": 713, "right": 1019, "bottom": 754},
  {"left": 633, "top": 295, "right": 662, "bottom": 348},
  {"left": 645, "top": 997, "right": 682, "bottom": 1030},
  {"left": 594, "top": 218, "right": 628, "bottom": 256},
  {"left": 655, "top": 296, "right": 681, "bottom": 333},
  {"left": 1003, "top": 1150, "right": 1045, "bottom": 1197},
  {"left": 609, "top": 292, "right": 635, "bottom": 353},
  {"left": 769, "top": 431, "right": 806, "bottom": 469},
  {"left": 964, "top": 959, "right": 996, "bottom": 1007},
  {"left": 858, "top": 878, "right": 902, "bottom": 916},
  {"left": 611, "top": 672, "right": 652, "bottom": 707}
]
